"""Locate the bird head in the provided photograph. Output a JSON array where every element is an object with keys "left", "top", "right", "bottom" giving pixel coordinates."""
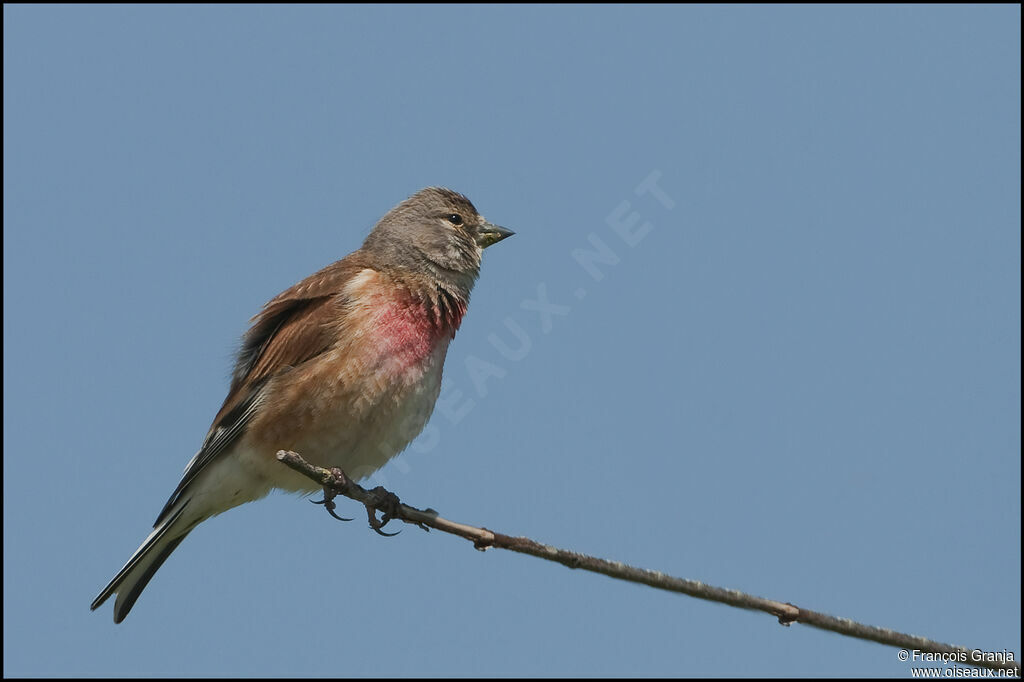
[{"left": 362, "top": 187, "right": 514, "bottom": 296}]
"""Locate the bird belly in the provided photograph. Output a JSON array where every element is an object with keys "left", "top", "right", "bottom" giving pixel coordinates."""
[
  {"left": 245, "top": 333, "right": 451, "bottom": 492},
  {"left": 317, "top": 337, "right": 449, "bottom": 481}
]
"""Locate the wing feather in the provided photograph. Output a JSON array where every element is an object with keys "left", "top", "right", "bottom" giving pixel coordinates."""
[{"left": 153, "top": 257, "right": 369, "bottom": 526}]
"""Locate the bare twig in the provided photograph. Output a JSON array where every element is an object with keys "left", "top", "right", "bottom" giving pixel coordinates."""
[{"left": 277, "top": 450, "right": 1020, "bottom": 675}]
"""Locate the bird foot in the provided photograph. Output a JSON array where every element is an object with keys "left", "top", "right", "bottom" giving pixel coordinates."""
[
  {"left": 364, "top": 486, "right": 403, "bottom": 536},
  {"left": 310, "top": 468, "right": 355, "bottom": 521},
  {"left": 312, "top": 468, "right": 428, "bottom": 535}
]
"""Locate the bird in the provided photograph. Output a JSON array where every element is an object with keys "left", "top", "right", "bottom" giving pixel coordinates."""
[{"left": 91, "top": 187, "right": 514, "bottom": 623}]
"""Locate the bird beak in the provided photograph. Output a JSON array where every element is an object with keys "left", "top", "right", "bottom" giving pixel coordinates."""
[{"left": 476, "top": 221, "right": 515, "bottom": 249}]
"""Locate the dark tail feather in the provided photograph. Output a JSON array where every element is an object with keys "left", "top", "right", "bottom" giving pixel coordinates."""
[
  {"left": 91, "top": 501, "right": 193, "bottom": 623},
  {"left": 111, "top": 533, "right": 189, "bottom": 623}
]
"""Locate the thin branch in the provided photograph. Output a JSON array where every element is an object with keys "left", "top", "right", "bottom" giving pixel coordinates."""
[{"left": 277, "top": 450, "right": 1020, "bottom": 675}]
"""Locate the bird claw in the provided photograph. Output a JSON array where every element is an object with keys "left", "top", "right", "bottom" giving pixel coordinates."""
[
  {"left": 311, "top": 471, "right": 419, "bottom": 536},
  {"left": 367, "top": 509, "right": 401, "bottom": 536},
  {"left": 364, "top": 486, "right": 404, "bottom": 537},
  {"left": 311, "top": 493, "right": 353, "bottom": 522}
]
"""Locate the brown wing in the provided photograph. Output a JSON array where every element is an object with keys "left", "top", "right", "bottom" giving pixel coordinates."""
[{"left": 154, "top": 256, "right": 369, "bottom": 525}]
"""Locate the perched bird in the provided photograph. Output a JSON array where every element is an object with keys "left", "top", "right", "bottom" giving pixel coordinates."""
[{"left": 91, "top": 187, "right": 513, "bottom": 623}]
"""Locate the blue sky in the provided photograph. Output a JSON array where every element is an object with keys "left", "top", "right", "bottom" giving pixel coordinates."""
[{"left": 3, "top": 5, "right": 1019, "bottom": 677}]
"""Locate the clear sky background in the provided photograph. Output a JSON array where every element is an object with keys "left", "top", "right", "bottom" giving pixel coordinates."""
[{"left": 4, "top": 5, "right": 1020, "bottom": 678}]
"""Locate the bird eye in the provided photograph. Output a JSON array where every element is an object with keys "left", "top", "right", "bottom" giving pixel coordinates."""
[{"left": 446, "top": 213, "right": 464, "bottom": 226}]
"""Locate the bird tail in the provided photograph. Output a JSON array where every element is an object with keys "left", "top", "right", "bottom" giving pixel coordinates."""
[{"left": 90, "top": 499, "right": 195, "bottom": 623}]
